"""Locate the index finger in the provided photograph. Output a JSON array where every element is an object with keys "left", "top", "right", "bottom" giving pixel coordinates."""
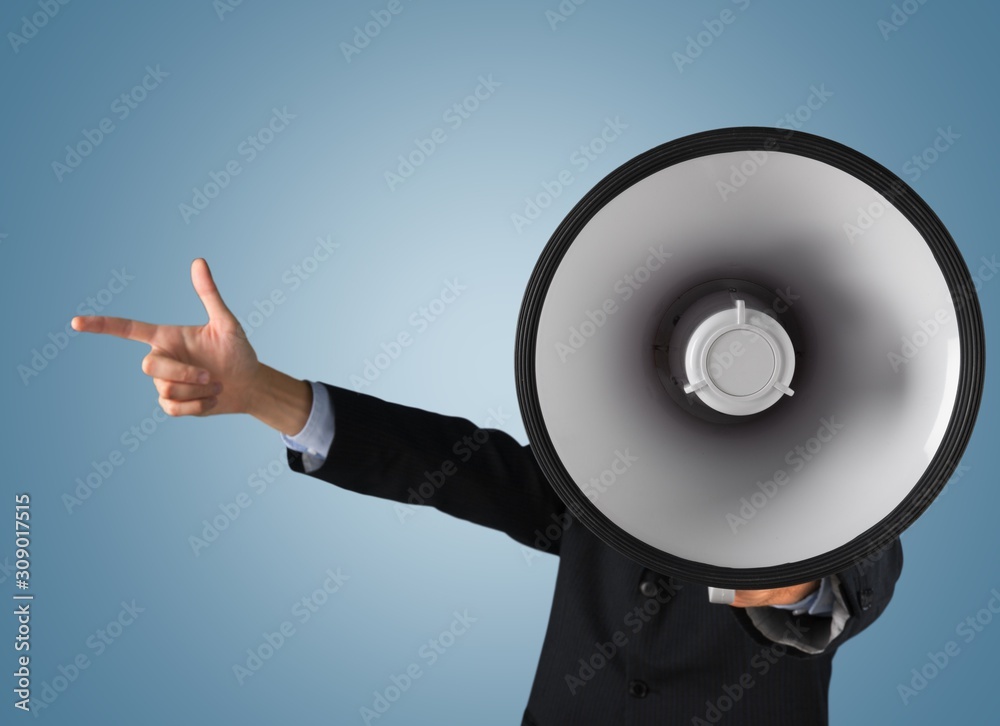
[{"left": 71, "top": 315, "right": 159, "bottom": 345}]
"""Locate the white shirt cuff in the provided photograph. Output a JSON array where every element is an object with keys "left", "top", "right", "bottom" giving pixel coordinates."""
[{"left": 280, "top": 380, "right": 334, "bottom": 473}]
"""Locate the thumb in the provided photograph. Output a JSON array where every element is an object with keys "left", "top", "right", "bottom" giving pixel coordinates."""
[{"left": 191, "top": 258, "right": 236, "bottom": 324}]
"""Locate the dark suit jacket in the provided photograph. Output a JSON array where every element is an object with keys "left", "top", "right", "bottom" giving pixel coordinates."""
[{"left": 285, "top": 382, "right": 903, "bottom": 725}]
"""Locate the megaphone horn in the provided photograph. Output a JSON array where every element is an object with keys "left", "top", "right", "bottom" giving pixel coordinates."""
[{"left": 515, "top": 127, "right": 985, "bottom": 591}]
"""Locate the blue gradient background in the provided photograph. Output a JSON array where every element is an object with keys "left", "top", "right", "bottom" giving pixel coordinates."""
[{"left": 2, "top": 1, "right": 997, "bottom": 724}]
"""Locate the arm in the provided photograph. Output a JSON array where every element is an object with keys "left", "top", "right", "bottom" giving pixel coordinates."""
[
  {"left": 728, "top": 537, "right": 903, "bottom": 655},
  {"left": 279, "top": 380, "right": 568, "bottom": 553},
  {"left": 72, "top": 257, "right": 893, "bottom": 632},
  {"left": 70, "top": 258, "right": 566, "bottom": 554}
]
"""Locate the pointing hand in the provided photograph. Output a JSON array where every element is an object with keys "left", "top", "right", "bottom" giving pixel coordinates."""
[{"left": 71, "top": 258, "right": 260, "bottom": 417}]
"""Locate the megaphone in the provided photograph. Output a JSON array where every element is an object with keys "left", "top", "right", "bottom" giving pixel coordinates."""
[{"left": 514, "top": 127, "right": 985, "bottom": 596}]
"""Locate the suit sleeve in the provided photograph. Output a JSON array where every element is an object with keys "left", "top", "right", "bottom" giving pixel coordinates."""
[
  {"left": 729, "top": 535, "right": 904, "bottom": 656},
  {"left": 284, "top": 381, "right": 568, "bottom": 553}
]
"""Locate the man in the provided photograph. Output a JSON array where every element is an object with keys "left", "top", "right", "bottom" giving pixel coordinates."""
[{"left": 72, "top": 258, "right": 902, "bottom": 724}]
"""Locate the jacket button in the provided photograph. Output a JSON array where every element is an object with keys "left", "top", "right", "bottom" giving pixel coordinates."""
[
  {"left": 639, "top": 580, "right": 659, "bottom": 597},
  {"left": 628, "top": 680, "right": 649, "bottom": 698}
]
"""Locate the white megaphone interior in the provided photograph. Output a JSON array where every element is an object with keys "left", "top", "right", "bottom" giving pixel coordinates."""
[{"left": 534, "top": 150, "right": 961, "bottom": 568}]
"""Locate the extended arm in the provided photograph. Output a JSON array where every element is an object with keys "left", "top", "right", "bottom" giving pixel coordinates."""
[
  {"left": 72, "top": 258, "right": 871, "bottom": 622},
  {"left": 282, "top": 380, "right": 568, "bottom": 553}
]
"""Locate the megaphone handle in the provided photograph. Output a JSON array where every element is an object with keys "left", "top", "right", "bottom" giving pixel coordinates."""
[{"left": 707, "top": 587, "right": 736, "bottom": 605}]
